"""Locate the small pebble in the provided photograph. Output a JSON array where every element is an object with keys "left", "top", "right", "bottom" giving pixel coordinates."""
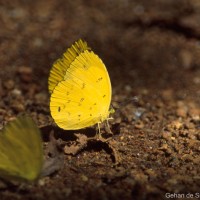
[
  {"left": 11, "top": 103, "right": 25, "bottom": 112},
  {"left": 81, "top": 175, "right": 88, "bottom": 182},
  {"left": 35, "top": 92, "right": 48, "bottom": 104},
  {"left": 134, "top": 121, "right": 144, "bottom": 129},
  {"left": 145, "top": 169, "right": 157, "bottom": 178},
  {"left": 162, "top": 131, "right": 172, "bottom": 139},
  {"left": 171, "top": 120, "right": 183, "bottom": 130},
  {"left": 17, "top": 66, "right": 33, "bottom": 82},
  {"left": 3, "top": 79, "right": 15, "bottom": 90},
  {"left": 124, "top": 85, "right": 132, "bottom": 92},
  {"left": 179, "top": 49, "right": 193, "bottom": 69},
  {"left": 176, "top": 107, "right": 187, "bottom": 118},
  {"left": 10, "top": 88, "right": 22, "bottom": 96},
  {"left": 161, "top": 89, "right": 173, "bottom": 100},
  {"left": 159, "top": 144, "right": 168, "bottom": 150}
]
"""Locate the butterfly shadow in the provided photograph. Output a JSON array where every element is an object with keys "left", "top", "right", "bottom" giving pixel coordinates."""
[
  {"left": 40, "top": 125, "right": 96, "bottom": 142},
  {"left": 40, "top": 122, "right": 120, "bottom": 142},
  {"left": 39, "top": 123, "right": 121, "bottom": 164}
]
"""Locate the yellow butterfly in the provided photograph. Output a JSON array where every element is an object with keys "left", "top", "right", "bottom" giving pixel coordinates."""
[
  {"left": 49, "top": 39, "right": 112, "bottom": 130},
  {"left": 0, "top": 116, "right": 43, "bottom": 182}
]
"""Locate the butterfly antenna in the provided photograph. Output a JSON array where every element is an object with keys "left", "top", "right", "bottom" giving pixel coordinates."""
[{"left": 111, "top": 96, "right": 139, "bottom": 114}]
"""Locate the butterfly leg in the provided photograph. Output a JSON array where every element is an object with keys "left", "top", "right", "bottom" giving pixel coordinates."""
[
  {"left": 105, "top": 118, "right": 113, "bottom": 134},
  {"left": 97, "top": 122, "right": 101, "bottom": 134},
  {"left": 96, "top": 122, "right": 107, "bottom": 141},
  {"left": 95, "top": 120, "right": 113, "bottom": 141},
  {"left": 95, "top": 122, "right": 102, "bottom": 138}
]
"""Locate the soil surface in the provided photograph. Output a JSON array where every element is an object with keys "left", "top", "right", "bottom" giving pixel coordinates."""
[{"left": 0, "top": 0, "right": 200, "bottom": 200}]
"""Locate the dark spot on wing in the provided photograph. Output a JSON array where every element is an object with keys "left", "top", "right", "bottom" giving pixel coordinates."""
[
  {"left": 96, "top": 77, "right": 103, "bottom": 83},
  {"left": 80, "top": 98, "right": 84, "bottom": 102},
  {"left": 82, "top": 83, "right": 85, "bottom": 89},
  {"left": 58, "top": 107, "right": 61, "bottom": 112},
  {"left": 103, "top": 95, "right": 106, "bottom": 98}
]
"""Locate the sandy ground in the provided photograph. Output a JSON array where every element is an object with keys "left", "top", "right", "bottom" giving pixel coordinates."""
[{"left": 0, "top": 0, "right": 200, "bottom": 199}]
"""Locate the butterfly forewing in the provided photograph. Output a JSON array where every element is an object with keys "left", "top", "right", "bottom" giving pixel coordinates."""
[{"left": 48, "top": 39, "right": 90, "bottom": 93}]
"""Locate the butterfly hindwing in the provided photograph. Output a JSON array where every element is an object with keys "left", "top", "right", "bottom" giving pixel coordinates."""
[
  {"left": 0, "top": 116, "right": 43, "bottom": 182},
  {"left": 50, "top": 41, "right": 112, "bottom": 130}
]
